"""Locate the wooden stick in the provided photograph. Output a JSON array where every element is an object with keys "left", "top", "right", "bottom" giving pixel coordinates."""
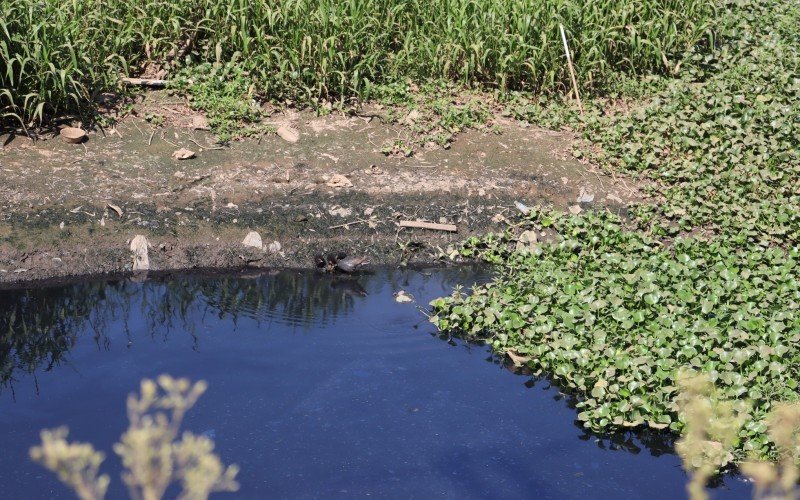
[
  {"left": 559, "top": 24, "right": 584, "bottom": 115},
  {"left": 399, "top": 220, "right": 457, "bottom": 232},
  {"left": 121, "top": 77, "right": 168, "bottom": 87}
]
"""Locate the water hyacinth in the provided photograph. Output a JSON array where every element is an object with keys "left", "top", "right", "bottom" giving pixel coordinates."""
[{"left": 430, "top": 209, "right": 800, "bottom": 461}]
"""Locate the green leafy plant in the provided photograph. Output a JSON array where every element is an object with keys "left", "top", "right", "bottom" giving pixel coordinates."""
[
  {"left": 30, "top": 375, "right": 239, "bottom": 500},
  {"left": 430, "top": 208, "right": 800, "bottom": 460}
]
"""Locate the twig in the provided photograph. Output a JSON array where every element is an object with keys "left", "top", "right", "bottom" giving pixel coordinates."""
[
  {"left": 130, "top": 119, "right": 145, "bottom": 138},
  {"left": 172, "top": 173, "right": 212, "bottom": 193},
  {"left": 328, "top": 218, "right": 372, "bottom": 230},
  {"left": 160, "top": 130, "right": 179, "bottom": 148},
  {"left": 399, "top": 220, "right": 458, "bottom": 232},
  {"left": 560, "top": 24, "right": 584, "bottom": 115},
  {"left": 188, "top": 138, "right": 226, "bottom": 151},
  {"left": 147, "top": 129, "right": 156, "bottom": 146}
]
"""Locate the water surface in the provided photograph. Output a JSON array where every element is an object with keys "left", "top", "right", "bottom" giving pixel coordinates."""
[{"left": 0, "top": 267, "right": 751, "bottom": 499}]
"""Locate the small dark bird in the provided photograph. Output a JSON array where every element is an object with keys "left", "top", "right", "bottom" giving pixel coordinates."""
[
  {"left": 313, "top": 252, "right": 368, "bottom": 273},
  {"left": 334, "top": 255, "right": 369, "bottom": 273}
]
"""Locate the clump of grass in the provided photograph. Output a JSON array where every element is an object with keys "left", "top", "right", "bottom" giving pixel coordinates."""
[
  {"left": 170, "top": 61, "right": 266, "bottom": 142},
  {"left": 372, "top": 81, "right": 496, "bottom": 150},
  {"left": 1, "top": 0, "right": 716, "bottom": 128},
  {"left": 30, "top": 375, "right": 239, "bottom": 500}
]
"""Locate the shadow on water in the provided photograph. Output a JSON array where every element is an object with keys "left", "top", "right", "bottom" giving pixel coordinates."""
[{"left": 0, "top": 266, "right": 750, "bottom": 498}]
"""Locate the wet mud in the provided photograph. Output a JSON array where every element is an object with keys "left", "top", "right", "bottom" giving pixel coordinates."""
[{"left": 0, "top": 100, "right": 639, "bottom": 286}]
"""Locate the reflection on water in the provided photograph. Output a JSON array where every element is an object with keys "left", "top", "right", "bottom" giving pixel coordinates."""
[
  {"left": 0, "top": 266, "right": 751, "bottom": 499},
  {"left": 0, "top": 266, "right": 488, "bottom": 396}
]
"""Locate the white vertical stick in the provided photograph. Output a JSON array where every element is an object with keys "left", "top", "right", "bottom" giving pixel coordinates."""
[{"left": 559, "top": 23, "right": 584, "bottom": 115}]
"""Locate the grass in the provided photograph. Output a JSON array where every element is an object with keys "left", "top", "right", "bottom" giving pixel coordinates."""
[
  {"left": 430, "top": 0, "right": 800, "bottom": 468},
  {"left": 1, "top": 0, "right": 716, "bottom": 128}
]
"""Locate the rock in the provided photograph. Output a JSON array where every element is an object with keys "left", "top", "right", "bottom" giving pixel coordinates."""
[
  {"left": 577, "top": 189, "right": 595, "bottom": 203},
  {"left": 328, "top": 206, "right": 352, "bottom": 217},
  {"left": 130, "top": 235, "right": 150, "bottom": 271},
  {"left": 515, "top": 230, "right": 539, "bottom": 253},
  {"left": 172, "top": 148, "right": 196, "bottom": 160},
  {"left": 514, "top": 201, "right": 531, "bottom": 215},
  {"left": 394, "top": 290, "right": 415, "bottom": 303},
  {"left": 277, "top": 126, "right": 300, "bottom": 143},
  {"left": 242, "top": 231, "right": 263, "bottom": 249},
  {"left": 568, "top": 205, "right": 583, "bottom": 215},
  {"left": 326, "top": 174, "right": 353, "bottom": 188},
  {"left": 267, "top": 241, "right": 281, "bottom": 253}
]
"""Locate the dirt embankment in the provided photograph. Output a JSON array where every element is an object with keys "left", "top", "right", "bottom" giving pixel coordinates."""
[{"left": 0, "top": 99, "right": 638, "bottom": 288}]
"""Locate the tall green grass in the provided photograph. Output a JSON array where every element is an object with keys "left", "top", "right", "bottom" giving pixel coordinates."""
[{"left": 1, "top": 0, "right": 716, "bottom": 125}]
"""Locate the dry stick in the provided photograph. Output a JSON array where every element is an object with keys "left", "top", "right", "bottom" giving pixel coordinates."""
[
  {"left": 399, "top": 220, "right": 458, "bottom": 232},
  {"left": 121, "top": 77, "right": 168, "bottom": 87},
  {"left": 559, "top": 24, "right": 584, "bottom": 115},
  {"left": 147, "top": 128, "right": 157, "bottom": 146},
  {"left": 328, "top": 218, "right": 372, "bottom": 230}
]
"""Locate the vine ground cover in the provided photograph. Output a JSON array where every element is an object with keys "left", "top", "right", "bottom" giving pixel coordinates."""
[{"left": 431, "top": 0, "right": 800, "bottom": 463}]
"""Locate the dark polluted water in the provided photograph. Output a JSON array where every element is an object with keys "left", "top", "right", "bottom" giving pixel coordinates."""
[{"left": 0, "top": 267, "right": 751, "bottom": 499}]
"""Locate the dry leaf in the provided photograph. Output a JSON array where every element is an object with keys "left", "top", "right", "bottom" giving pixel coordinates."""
[
  {"left": 568, "top": 205, "right": 583, "bottom": 215},
  {"left": 107, "top": 203, "right": 123, "bottom": 217},
  {"left": 276, "top": 126, "right": 299, "bottom": 143},
  {"left": 172, "top": 148, "right": 195, "bottom": 160},
  {"left": 506, "top": 350, "right": 531, "bottom": 367}
]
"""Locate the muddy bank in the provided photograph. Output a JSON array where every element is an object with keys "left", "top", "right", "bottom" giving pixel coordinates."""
[{"left": 0, "top": 102, "right": 638, "bottom": 287}]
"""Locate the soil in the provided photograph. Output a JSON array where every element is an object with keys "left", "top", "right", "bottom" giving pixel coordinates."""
[{"left": 0, "top": 92, "right": 640, "bottom": 288}]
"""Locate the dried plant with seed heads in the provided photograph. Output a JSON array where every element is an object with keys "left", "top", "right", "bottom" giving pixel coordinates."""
[
  {"left": 30, "top": 375, "right": 238, "bottom": 500},
  {"left": 30, "top": 428, "right": 110, "bottom": 500},
  {"left": 741, "top": 404, "right": 800, "bottom": 500},
  {"left": 675, "top": 371, "right": 749, "bottom": 500}
]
